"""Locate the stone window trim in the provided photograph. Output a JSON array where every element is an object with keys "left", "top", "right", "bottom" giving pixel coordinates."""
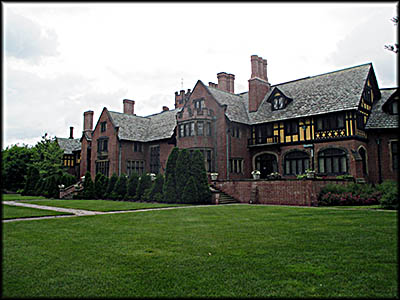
[
  {"left": 229, "top": 158, "right": 244, "bottom": 174},
  {"left": 356, "top": 145, "right": 368, "bottom": 175},
  {"left": 252, "top": 151, "right": 279, "bottom": 172}
]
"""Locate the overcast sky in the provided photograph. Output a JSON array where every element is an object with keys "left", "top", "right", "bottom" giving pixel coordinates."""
[{"left": 2, "top": 2, "right": 398, "bottom": 149}]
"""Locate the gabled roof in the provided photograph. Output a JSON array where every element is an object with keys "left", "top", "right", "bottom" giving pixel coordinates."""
[
  {"left": 365, "top": 88, "right": 399, "bottom": 129},
  {"left": 56, "top": 138, "right": 81, "bottom": 154},
  {"left": 250, "top": 63, "right": 372, "bottom": 124},
  {"left": 108, "top": 109, "right": 179, "bottom": 142}
]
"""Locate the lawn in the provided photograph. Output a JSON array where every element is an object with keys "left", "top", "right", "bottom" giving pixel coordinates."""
[
  {"left": 2, "top": 205, "right": 397, "bottom": 298},
  {"left": 11, "top": 199, "right": 189, "bottom": 212},
  {"left": 2, "top": 204, "right": 74, "bottom": 219},
  {"left": 2, "top": 194, "right": 46, "bottom": 201}
]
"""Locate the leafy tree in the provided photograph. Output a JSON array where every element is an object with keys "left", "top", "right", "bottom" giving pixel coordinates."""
[
  {"left": 136, "top": 173, "right": 152, "bottom": 201},
  {"left": 163, "top": 147, "right": 180, "bottom": 203},
  {"left": 126, "top": 173, "right": 139, "bottom": 200},
  {"left": 175, "top": 149, "right": 191, "bottom": 202},
  {"left": 112, "top": 174, "right": 128, "bottom": 200},
  {"left": 105, "top": 173, "right": 118, "bottom": 199},
  {"left": 181, "top": 176, "right": 198, "bottom": 204},
  {"left": 61, "top": 172, "right": 76, "bottom": 188},
  {"left": 190, "top": 150, "right": 211, "bottom": 203},
  {"left": 94, "top": 173, "right": 108, "bottom": 199},
  {"left": 2, "top": 144, "right": 34, "bottom": 192},
  {"left": 30, "top": 133, "right": 65, "bottom": 180}
]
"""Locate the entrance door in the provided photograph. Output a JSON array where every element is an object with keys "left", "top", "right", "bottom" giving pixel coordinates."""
[{"left": 255, "top": 153, "right": 278, "bottom": 179}]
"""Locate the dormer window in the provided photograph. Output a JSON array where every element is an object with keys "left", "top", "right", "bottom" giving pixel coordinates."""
[
  {"left": 272, "top": 96, "right": 286, "bottom": 110},
  {"left": 388, "top": 101, "right": 398, "bottom": 115}
]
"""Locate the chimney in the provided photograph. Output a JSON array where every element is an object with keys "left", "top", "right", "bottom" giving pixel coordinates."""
[
  {"left": 123, "top": 99, "right": 135, "bottom": 115},
  {"left": 248, "top": 55, "right": 270, "bottom": 112},
  {"left": 83, "top": 110, "right": 94, "bottom": 132},
  {"left": 162, "top": 106, "right": 169, "bottom": 111},
  {"left": 69, "top": 126, "right": 74, "bottom": 139},
  {"left": 217, "top": 72, "right": 235, "bottom": 93}
]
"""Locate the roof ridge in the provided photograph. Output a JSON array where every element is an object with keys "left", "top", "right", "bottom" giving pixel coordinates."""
[{"left": 108, "top": 110, "right": 151, "bottom": 120}]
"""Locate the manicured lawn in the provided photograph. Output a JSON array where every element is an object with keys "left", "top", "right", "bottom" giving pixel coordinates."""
[
  {"left": 2, "top": 204, "right": 73, "bottom": 219},
  {"left": 2, "top": 205, "right": 397, "bottom": 298},
  {"left": 13, "top": 199, "right": 189, "bottom": 212},
  {"left": 2, "top": 194, "right": 46, "bottom": 201}
]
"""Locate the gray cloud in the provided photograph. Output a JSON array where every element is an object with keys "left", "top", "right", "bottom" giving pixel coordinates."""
[{"left": 5, "top": 10, "right": 59, "bottom": 63}]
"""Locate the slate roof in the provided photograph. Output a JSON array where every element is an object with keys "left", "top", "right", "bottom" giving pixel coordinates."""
[
  {"left": 108, "top": 109, "right": 179, "bottom": 142},
  {"left": 365, "top": 88, "right": 399, "bottom": 129},
  {"left": 205, "top": 63, "right": 373, "bottom": 125},
  {"left": 57, "top": 138, "right": 81, "bottom": 154}
]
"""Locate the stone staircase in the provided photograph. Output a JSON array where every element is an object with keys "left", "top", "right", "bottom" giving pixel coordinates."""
[{"left": 210, "top": 185, "right": 240, "bottom": 204}]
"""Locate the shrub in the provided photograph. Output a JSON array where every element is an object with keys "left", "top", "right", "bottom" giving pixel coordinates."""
[
  {"left": 136, "top": 174, "right": 152, "bottom": 201},
  {"left": 181, "top": 176, "right": 198, "bottom": 204},
  {"left": 175, "top": 149, "right": 191, "bottom": 202},
  {"left": 125, "top": 173, "right": 139, "bottom": 200},
  {"left": 190, "top": 150, "right": 211, "bottom": 204},
  {"left": 318, "top": 183, "right": 381, "bottom": 206},
  {"left": 163, "top": 147, "right": 180, "bottom": 203},
  {"left": 377, "top": 180, "right": 398, "bottom": 209},
  {"left": 105, "top": 173, "right": 118, "bottom": 199},
  {"left": 61, "top": 172, "right": 76, "bottom": 187},
  {"left": 22, "top": 166, "right": 40, "bottom": 196},
  {"left": 81, "top": 171, "right": 95, "bottom": 199},
  {"left": 143, "top": 174, "right": 164, "bottom": 202},
  {"left": 112, "top": 174, "right": 128, "bottom": 201},
  {"left": 94, "top": 173, "right": 108, "bottom": 199}
]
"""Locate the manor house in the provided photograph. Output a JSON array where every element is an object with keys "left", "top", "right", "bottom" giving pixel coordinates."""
[{"left": 57, "top": 55, "right": 398, "bottom": 185}]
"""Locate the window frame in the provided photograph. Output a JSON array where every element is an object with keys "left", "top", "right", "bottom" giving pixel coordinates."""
[
  {"left": 318, "top": 148, "right": 348, "bottom": 175},
  {"left": 284, "top": 151, "right": 310, "bottom": 175}
]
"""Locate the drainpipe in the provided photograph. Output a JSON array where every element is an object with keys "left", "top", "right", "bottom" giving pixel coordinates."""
[
  {"left": 226, "top": 127, "right": 230, "bottom": 180},
  {"left": 118, "top": 140, "right": 122, "bottom": 176},
  {"left": 376, "top": 138, "right": 382, "bottom": 183}
]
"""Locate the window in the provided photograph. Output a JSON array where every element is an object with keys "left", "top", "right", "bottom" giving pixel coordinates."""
[
  {"left": 229, "top": 158, "right": 243, "bottom": 174},
  {"left": 127, "top": 160, "right": 145, "bottom": 176},
  {"left": 189, "top": 149, "right": 213, "bottom": 172},
  {"left": 356, "top": 112, "right": 365, "bottom": 130},
  {"left": 194, "top": 99, "right": 205, "bottom": 110},
  {"left": 97, "top": 138, "right": 108, "bottom": 152},
  {"left": 391, "top": 141, "right": 398, "bottom": 170},
  {"left": 318, "top": 148, "right": 347, "bottom": 174},
  {"left": 231, "top": 125, "right": 240, "bottom": 138},
  {"left": 96, "top": 161, "right": 109, "bottom": 177},
  {"left": 284, "top": 151, "right": 310, "bottom": 175},
  {"left": 316, "top": 113, "right": 345, "bottom": 131},
  {"left": 271, "top": 96, "right": 288, "bottom": 110},
  {"left": 150, "top": 146, "right": 160, "bottom": 174},
  {"left": 178, "top": 122, "right": 195, "bottom": 137},
  {"left": 197, "top": 121, "right": 204, "bottom": 136},
  {"left": 101, "top": 121, "right": 107, "bottom": 132},
  {"left": 255, "top": 123, "right": 273, "bottom": 143},
  {"left": 206, "top": 122, "right": 212, "bottom": 136},
  {"left": 285, "top": 120, "right": 298, "bottom": 135},
  {"left": 191, "top": 122, "right": 195, "bottom": 136},
  {"left": 63, "top": 155, "right": 75, "bottom": 167},
  {"left": 133, "top": 142, "right": 142, "bottom": 152},
  {"left": 179, "top": 124, "right": 184, "bottom": 138},
  {"left": 363, "top": 87, "right": 372, "bottom": 104},
  {"left": 388, "top": 101, "right": 398, "bottom": 115}
]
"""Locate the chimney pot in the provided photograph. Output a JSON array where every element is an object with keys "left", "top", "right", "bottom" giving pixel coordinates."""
[
  {"left": 83, "top": 110, "right": 94, "bottom": 131},
  {"left": 251, "top": 55, "right": 259, "bottom": 78}
]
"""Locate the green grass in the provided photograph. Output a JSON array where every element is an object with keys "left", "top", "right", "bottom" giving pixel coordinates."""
[
  {"left": 2, "top": 205, "right": 397, "bottom": 298},
  {"left": 2, "top": 194, "right": 46, "bottom": 201},
  {"left": 13, "top": 199, "right": 189, "bottom": 212},
  {"left": 2, "top": 204, "right": 74, "bottom": 219}
]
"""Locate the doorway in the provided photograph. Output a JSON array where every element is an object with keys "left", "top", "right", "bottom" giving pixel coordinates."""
[{"left": 255, "top": 153, "right": 278, "bottom": 179}]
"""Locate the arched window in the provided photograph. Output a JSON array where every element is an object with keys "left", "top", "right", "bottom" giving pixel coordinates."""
[
  {"left": 358, "top": 147, "right": 367, "bottom": 175},
  {"left": 318, "top": 148, "right": 347, "bottom": 174},
  {"left": 255, "top": 153, "right": 278, "bottom": 179},
  {"left": 284, "top": 151, "right": 310, "bottom": 175}
]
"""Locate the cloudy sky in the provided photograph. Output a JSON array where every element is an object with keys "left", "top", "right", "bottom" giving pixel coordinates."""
[{"left": 2, "top": 2, "right": 398, "bottom": 149}]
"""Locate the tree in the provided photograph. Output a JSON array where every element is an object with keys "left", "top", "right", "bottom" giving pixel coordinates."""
[
  {"left": 112, "top": 174, "right": 128, "bottom": 200},
  {"left": 125, "top": 173, "right": 139, "bottom": 200},
  {"left": 136, "top": 173, "right": 152, "bottom": 201},
  {"left": 2, "top": 144, "right": 34, "bottom": 192},
  {"left": 385, "top": 16, "right": 398, "bottom": 53},
  {"left": 105, "top": 173, "right": 118, "bottom": 199},
  {"left": 175, "top": 149, "right": 191, "bottom": 203},
  {"left": 181, "top": 176, "right": 198, "bottom": 204},
  {"left": 143, "top": 174, "right": 164, "bottom": 202},
  {"left": 190, "top": 150, "right": 212, "bottom": 204},
  {"left": 163, "top": 147, "right": 180, "bottom": 203},
  {"left": 22, "top": 165, "right": 40, "bottom": 196},
  {"left": 81, "top": 171, "right": 95, "bottom": 199},
  {"left": 94, "top": 173, "right": 108, "bottom": 199}
]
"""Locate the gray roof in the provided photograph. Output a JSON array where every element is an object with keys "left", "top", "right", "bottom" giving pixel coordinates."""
[
  {"left": 365, "top": 88, "right": 399, "bottom": 129},
  {"left": 205, "top": 63, "right": 372, "bottom": 125},
  {"left": 250, "top": 63, "right": 372, "bottom": 124},
  {"left": 57, "top": 138, "right": 81, "bottom": 154},
  {"left": 108, "top": 109, "right": 179, "bottom": 142}
]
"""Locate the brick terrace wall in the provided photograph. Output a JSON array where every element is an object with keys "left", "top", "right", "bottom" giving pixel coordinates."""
[{"left": 214, "top": 179, "right": 350, "bottom": 206}]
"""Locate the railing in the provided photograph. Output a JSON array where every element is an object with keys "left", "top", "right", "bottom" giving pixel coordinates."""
[{"left": 248, "top": 135, "right": 280, "bottom": 146}]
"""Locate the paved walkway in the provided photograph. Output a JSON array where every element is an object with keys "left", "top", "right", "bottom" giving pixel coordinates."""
[{"left": 2, "top": 201, "right": 219, "bottom": 223}]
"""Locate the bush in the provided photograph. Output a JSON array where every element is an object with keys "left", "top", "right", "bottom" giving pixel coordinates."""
[
  {"left": 318, "top": 183, "right": 381, "bottom": 206},
  {"left": 175, "top": 149, "right": 191, "bottom": 203},
  {"left": 190, "top": 150, "right": 211, "bottom": 204},
  {"left": 125, "top": 173, "right": 139, "bottom": 200},
  {"left": 112, "top": 174, "right": 128, "bottom": 201},
  {"left": 136, "top": 174, "right": 152, "bottom": 201},
  {"left": 143, "top": 174, "right": 164, "bottom": 202},
  {"left": 61, "top": 172, "right": 76, "bottom": 187},
  {"left": 377, "top": 180, "right": 398, "bottom": 209},
  {"left": 94, "top": 173, "right": 108, "bottom": 199},
  {"left": 22, "top": 166, "right": 40, "bottom": 196},
  {"left": 105, "top": 173, "right": 118, "bottom": 199},
  {"left": 81, "top": 171, "right": 95, "bottom": 199},
  {"left": 163, "top": 147, "right": 179, "bottom": 203},
  {"left": 181, "top": 176, "right": 198, "bottom": 204}
]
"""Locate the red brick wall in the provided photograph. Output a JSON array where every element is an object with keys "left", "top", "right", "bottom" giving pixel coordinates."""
[
  {"left": 79, "top": 135, "right": 91, "bottom": 178},
  {"left": 215, "top": 179, "right": 350, "bottom": 206},
  {"left": 367, "top": 130, "right": 398, "bottom": 183}
]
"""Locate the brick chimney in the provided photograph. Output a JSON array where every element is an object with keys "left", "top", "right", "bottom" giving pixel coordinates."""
[
  {"left": 174, "top": 89, "right": 191, "bottom": 109},
  {"left": 69, "top": 126, "right": 74, "bottom": 139},
  {"left": 123, "top": 99, "right": 135, "bottom": 115},
  {"left": 83, "top": 110, "right": 94, "bottom": 132},
  {"left": 217, "top": 72, "right": 235, "bottom": 93},
  {"left": 248, "top": 55, "right": 270, "bottom": 112}
]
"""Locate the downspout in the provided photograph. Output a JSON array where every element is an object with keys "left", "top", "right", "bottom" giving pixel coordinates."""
[
  {"left": 376, "top": 138, "right": 382, "bottom": 183},
  {"left": 226, "top": 127, "right": 230, "bottom": 180}
]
